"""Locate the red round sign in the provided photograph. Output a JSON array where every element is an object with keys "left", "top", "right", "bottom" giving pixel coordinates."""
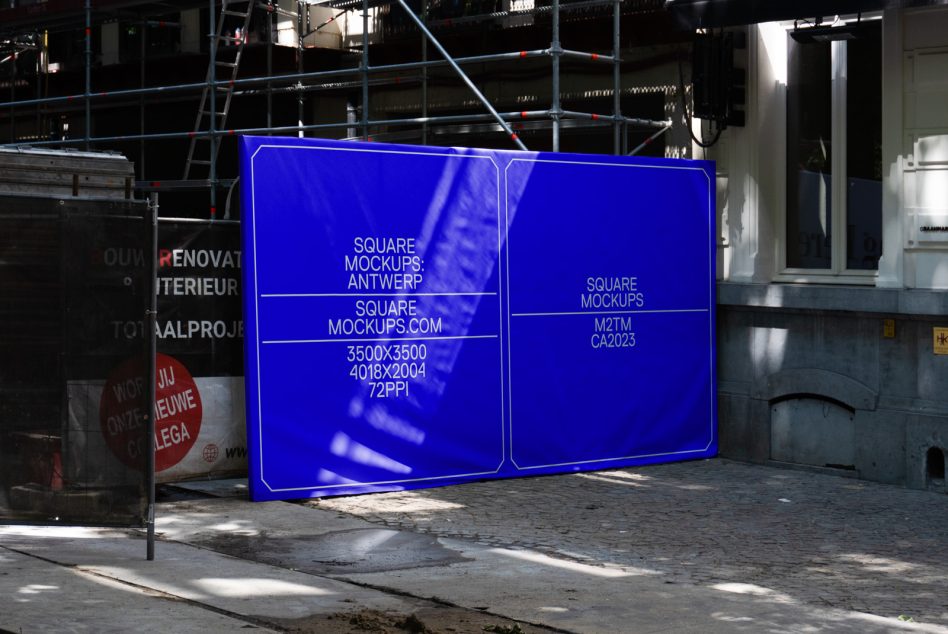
[{"left": 99, "top": 353, "right": 203, "bottom": 472}]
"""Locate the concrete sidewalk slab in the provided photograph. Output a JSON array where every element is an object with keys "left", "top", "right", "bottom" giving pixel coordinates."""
[
  {"left": 0, "top": 542, "right": 278, "bottom": 633},
  {"left": 1, "top": 521, "right": 552, "bottom": 634},
  {"left": 0, "top": 524, "right": 427, "bottom": 625}
]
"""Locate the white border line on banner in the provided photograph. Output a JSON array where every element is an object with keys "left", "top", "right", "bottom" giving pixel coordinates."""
[
  {"left": 512, "top": 308, "right": 708, "bottom": 318},
  {"left": 250, "top": 143, "right": 506, "bottom": 493},
  {"left": 262, "top": 292, "right": 498, "bottom": 297},
  {"left": 503, "top": 157, "right": 715, "bottom": 470},
  {"left": 262, "top": 334, "right": 499, "bottom": 345}
]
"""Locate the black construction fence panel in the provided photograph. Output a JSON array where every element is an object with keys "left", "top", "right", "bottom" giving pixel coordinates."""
[
  {"left": 65, "top": 219, "right": 247, "bottom": 482},
  {"left": 0, "top": 195, "right": 150, "bottom": 526}
]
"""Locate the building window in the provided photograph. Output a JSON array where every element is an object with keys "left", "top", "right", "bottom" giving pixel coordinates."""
[{"left": 784, "top": 22, "right": 882, "bottom": 276}]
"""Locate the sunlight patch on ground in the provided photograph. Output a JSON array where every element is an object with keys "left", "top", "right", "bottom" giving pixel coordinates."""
[
  {"left": 595, "top": 470, "right": 653, "bottom": 482},
  {"left": 17, "top": 584, "right": 59, "bottom": 595},
  {"left": 710, "top": 582, "right": 796, "bottom": 604},
  {"left": 837, "top": 554, "right": 917, "bottom": 574},
  {"left": 710, "top": 613, "right": 756, "bottom": 623},
  {"left": 372, "top": 495, "right": 466, "bottom": 513},
  {"left": 0, "top": 526, "right": 125, "bottom": 539},
  {"left": 191, "top": 577, "right": 334, "bottom": 598},
  {"left": 205, "top": 521, "right": 263, "bottom": 535},
  {"left": 836, "top": 554, "right": 948, "bottom": 585},
  {"left": 575, "top": 473, "right": 649, "bottom": 487},
  {"left": 319, "top": 492, "right": 466, "bottom": 513},
  {"left": 155, "top": 514, "right": 262, "bottom": 539},
  {"left": 83, "top": 567, "right": 333, "bottom": 602},
  {"left": 491, "top": 548, "right": 659, "bottom": 578}
]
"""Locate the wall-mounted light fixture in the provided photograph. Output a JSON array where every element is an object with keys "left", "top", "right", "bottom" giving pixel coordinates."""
[{"left": 790, "top": 16, "right": 874, "bottom": 43}]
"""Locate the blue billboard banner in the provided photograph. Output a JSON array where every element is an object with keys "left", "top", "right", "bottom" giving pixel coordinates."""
[{"left": 240, "top": 136, "right": 715, "bottom": 501}]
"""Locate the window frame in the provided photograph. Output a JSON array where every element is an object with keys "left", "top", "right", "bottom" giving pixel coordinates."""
[{"left": 775, "top": 17, "right": 883, "bottom": 284}]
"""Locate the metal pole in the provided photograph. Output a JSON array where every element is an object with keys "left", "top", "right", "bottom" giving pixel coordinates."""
[
  {"left": 58, "top": 197, "right": 69, "bottom": 516},
  {"left": 0, "top": 50, "right": 554, "bottom": 112},
  {"left": 209, "top": 0, "right": 217, "bottom": 217},
  {"left": 421, "top": 0, "right": 428, "bottom": 145},
  {"left": 9, "top": 110, "right": 667, "bottom": 149},
  {"left": 85, "top": 0, "right": 91, "bottom": 150},
  {"left": 362, "top": 0, "right": 369, "bottom": 141},
  {"left": 559, "top": 109, "right": 665, "bottom": 126},
  {"left": 551, "top": 0, "right": 560, "bottom": 152},
  {"left": 35, "top": 45, "right": 40, "bottom": 135},
  {"left": 267, "top": 2, "right": 273, "bottom": 132},
  {"left": 44, "top": 32, "right": 50, "bottom": 133},
  {"left": 393, "top": 0, "right": 528, "bottom": 151},
  {"left": 298, "top": 0, "right": 304, "bottom": 138},
  {"left": 422, "top": 0, "right": 616, "bottom": 28},
  {"left": 347, "top": 97, "right": 356, "bottom": 138},
  {"left": 628, "top": 123, "right": 671, "bottom": 156},
  {"left": 145, "top": 193, "right": 158, "bottom": 561},
  {"left": 8, "top": 50, "right": 13, "bottom": 143},
  {"left": 13, "top": 109, "right": 662, "bottom": 149},
  {"left": 612, "top": 0, "right": 620, "bottom": 155},
  {"left": 140, "top": 14, "right": 147, "bottom": 180}
]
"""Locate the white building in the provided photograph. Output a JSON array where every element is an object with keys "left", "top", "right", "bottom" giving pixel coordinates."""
[{"left": 668, "top": 1, "right": 948, "bottom": 491}]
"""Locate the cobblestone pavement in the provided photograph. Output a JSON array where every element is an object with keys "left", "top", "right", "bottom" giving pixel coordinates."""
[{"left": 312, "top": 459, "right": 948, "bottom": 627}]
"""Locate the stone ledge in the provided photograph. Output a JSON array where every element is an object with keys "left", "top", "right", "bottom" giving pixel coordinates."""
[{"left": 717, "top": 282, "right": 948, "bottom": 317}]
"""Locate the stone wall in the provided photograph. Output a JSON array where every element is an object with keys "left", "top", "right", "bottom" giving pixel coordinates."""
[{"left": 717, "top": 282, "right": 948, "bottom": 492}]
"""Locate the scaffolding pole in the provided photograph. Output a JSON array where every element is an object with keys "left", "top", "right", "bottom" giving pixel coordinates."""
[
  {"left": 209, "top": 0, "right": 218, "bottom": 217},
  {"left": 421, "top": 0, "right": 427, "bottom": 145},
  {"left": 8, "top": 110, "right": 668, "bottom": 150},
  {"left": 628, "top": 122, "right": 671, "bottom": 156},
  {"left": 298, "top": 0, "right": 305, "bottom": 138},
  {"left": 231, "top": 74, "right": 424, "bottom": 98},
  {"left": 392, "top": 0, "right": 527, "bottom": 151},
  {"left": 267, "top": 1, "right": 273, "bottom": 132},
  {"left": 7, "top": 49, "right": 13, "bottom": 143},
  {"left": 34, "top": 41, "right": 40, "bottom": 135},
  {"left": 362, "top": 0, "right": 369, "bottom": 140},
  {"left": 560, "top": 110, "right": 667, "bottom": 128},
  {"left": 0, "top": 49, "right": 558, "bottom": 113},
  {"left": 416, "top": 0, "right": 622, "bottom": 30},
  {"left": 140, "top": 10, "right": 146, "bottom": 180},
  {"left": 84, "top": 0, "right": 91, "bottom": 150},
  {"left": 551, "top": 0, "right": 561, "bottom": 152},
  {"left": 613, "top": 0, "right": 621, "bottom": 155}
]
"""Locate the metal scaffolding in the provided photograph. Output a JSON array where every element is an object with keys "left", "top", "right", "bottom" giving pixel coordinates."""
[{"left": 0, "top": 0, "right": 672, "bottom": 214}]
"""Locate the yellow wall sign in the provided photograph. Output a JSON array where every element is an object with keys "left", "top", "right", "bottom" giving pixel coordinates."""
[
  {"left": 883, "top": 319, "right": 895, "bottom": 338},
  {"left": 935, "top": 328, "right": 948, "bottom": 355}
]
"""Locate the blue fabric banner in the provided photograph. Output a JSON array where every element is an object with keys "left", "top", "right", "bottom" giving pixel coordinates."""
[{"left": 240, "top": 137, "right": 716, "bottom": 501}]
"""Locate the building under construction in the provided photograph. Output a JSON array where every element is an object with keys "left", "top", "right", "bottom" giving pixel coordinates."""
[
  {"left": 0, "top": 0, "right": 690, "bottom": 215},
  {"left": 0, "top": 0, "right": 705, "bottom": 526}
]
